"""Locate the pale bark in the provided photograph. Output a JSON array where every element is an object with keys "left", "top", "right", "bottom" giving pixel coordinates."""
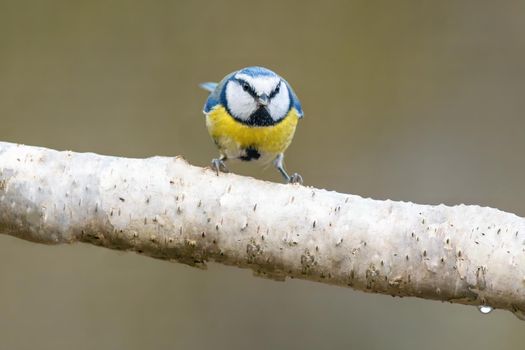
[{"left": 0, "top": 141, "right": 524, "bottom": 319}]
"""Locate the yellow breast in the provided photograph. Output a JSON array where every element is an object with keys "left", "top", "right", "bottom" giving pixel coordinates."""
[{"left": 206, "top": 105, "right": 300, "bottom": 157}]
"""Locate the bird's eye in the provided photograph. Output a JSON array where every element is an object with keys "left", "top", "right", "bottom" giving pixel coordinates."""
[
  {"left": 242, "top": 82, "right": 250, "bottom": 92},
  {"left": 269, "top": 83, "right": 281, "bottom": 98}
]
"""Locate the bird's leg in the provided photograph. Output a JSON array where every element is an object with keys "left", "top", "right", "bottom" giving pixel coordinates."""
[
  {"left": 273, "top": 153, "right": 303, "bottom": 184},
  {"left": 211, "top": 155, "right": 229, "bottom": 175}
]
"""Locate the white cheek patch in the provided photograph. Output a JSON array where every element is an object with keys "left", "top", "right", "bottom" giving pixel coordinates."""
[
  {"left": 225, "top": 81, "right": 257, "bottom": 121},
  {"left": 268, "top": 82, "right": 290, "bottom": 121},
  {"left": 235, "top": 73, "right": 280, "bottom": 96}
]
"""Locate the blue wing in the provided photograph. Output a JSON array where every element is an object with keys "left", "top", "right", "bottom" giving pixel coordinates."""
[
  {"left": 201, "top": 81, "right": 221, "bottom": 114},
  {"left": 200, "top": 82, "right": 218, "bottom": 92},
  {"left": 201, "top": 71, "right": 237, "bottom": 114},
  {"left": 284, "top": 80, "right": 303, "bottom": 118}
]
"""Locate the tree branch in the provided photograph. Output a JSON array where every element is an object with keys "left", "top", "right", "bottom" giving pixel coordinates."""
[{"left": 0, "top": 141, "right": 524, "bottom": 320}]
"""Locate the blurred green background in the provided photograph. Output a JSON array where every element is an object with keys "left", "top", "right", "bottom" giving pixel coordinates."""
[{"left": 1, "top": 0, "right": 524, "bottom": 349}]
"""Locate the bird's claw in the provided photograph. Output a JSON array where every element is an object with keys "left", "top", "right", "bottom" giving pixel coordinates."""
[
  {"left": 288, "top": 173, "right": 303, "bottom": 185},
  {"left": 211, "top": 158, "right": 229, "bottom": 175}
]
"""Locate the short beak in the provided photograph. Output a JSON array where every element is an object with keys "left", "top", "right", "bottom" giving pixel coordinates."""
[{"left": 256, "top": 94, "right": 269, "bottom": 106}]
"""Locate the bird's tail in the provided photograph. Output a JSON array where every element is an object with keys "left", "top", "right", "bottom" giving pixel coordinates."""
[{"left": 199, "top": 82, "right": 218, "bottom": 92}]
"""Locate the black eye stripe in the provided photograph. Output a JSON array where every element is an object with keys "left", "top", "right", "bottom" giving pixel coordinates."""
[
  {"left": 235, "top": 79, "right": 257, "bottom": 97},
  {"left": 235, "top": 78, "right": 282, "bottom": 99},
  {"left": 269, "top": 81, "right": 282, "bottom": 98}
]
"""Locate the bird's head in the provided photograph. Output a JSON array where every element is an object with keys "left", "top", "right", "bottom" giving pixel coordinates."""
[{"left": 219, "top": 67, "right": 302, "bottom": 126}]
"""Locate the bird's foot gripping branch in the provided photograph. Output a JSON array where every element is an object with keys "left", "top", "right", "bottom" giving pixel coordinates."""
[{"left": 0, "top": 141, "right": 524, "bottom": 320}]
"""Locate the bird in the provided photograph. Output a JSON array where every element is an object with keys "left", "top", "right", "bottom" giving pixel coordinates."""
[{"left": 200, "top": 66, "right": 303, "bottom": 184}]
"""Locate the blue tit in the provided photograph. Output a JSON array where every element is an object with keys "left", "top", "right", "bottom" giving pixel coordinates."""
[{"left": 200, "top": 66, "right": 304, "bottom": 184}]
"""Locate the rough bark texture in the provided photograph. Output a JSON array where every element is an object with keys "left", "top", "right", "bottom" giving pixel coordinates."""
[{"left": 0, "top": 141, "right": 524, "bottom": 319}]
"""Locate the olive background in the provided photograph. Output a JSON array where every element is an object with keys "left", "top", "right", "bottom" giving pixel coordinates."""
[{"left": 1, "top": 1, "right": 524, "bottom": 349}]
